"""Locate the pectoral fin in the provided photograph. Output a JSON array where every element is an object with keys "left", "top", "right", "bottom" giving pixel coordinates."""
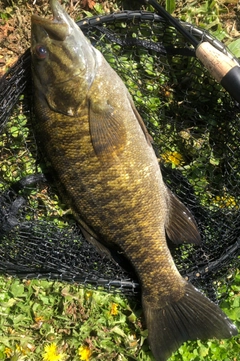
[
  {"left": 165, "top": 187, "right": 201, "bottom": 245},
  {"left": 89, "top": 99, "right": 126, "bottom": 160},
  {"left": 89, "top": 92, "right": 152, "bottom": 161}
]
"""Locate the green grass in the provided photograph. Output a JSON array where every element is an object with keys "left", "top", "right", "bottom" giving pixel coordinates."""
[
  {"left": 0, "top": 278, "right": 149, "bottom": 361},
  {"left": 0, "top": 271, "right": 239, "bottom": 360}
]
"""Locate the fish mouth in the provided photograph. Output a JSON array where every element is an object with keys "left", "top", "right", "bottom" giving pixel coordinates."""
[
  {"left": 50, "top": 0, "right": 72, "bottom": 23},
  {"left": 31, "top": 0, "right": 97, "bottom": 90},
  {"left": 31, "top": 0, "right": 76, "bottom": 41}
]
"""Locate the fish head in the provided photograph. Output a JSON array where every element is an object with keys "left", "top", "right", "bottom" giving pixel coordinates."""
[{"left": 31, "top": 0, "right": 96, "bottom": 116}]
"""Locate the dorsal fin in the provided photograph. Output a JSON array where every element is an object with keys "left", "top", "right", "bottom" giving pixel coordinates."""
[
  {"left": 127, "top": 92, "right": 153, "bottom": 145},
  {"left": 165, "top": 187, "right": 201, "bottom": 245}
]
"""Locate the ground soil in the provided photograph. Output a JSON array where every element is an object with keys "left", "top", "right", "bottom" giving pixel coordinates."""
[{"left": 0, "top": 0, "right": 125, "bottom": 76}]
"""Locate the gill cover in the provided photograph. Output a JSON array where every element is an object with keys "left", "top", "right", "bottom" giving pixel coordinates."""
[{"left": 31, "top": 0, "right": 96, "bottom": 116}]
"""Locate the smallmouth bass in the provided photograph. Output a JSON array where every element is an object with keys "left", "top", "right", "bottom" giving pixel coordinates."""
[{"left": 31, "top": 1, "right": 238, "bottom": 360}]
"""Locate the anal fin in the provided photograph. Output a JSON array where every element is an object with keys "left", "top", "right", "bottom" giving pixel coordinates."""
[
  {"left": 79, "top": 225, "right": 131, "bottom": 272},
  {"left": 79, "top": 225, "right": 113, "bottom": 260}
]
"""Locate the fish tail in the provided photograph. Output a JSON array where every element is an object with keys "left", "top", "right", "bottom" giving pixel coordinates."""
[{"left": 143, "top": 282, "right": 238, "bottom": 361}]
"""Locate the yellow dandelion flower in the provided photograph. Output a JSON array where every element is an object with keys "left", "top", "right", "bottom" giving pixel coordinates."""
[
  {"left": 85, "top": 291, "right": 93, "bottom": 300},
  {"left": 78, "top": 345, "right": 92, "bottom": 361},
  {"left": 16, "top": 344, "right": 27, "bottom": 355},
  {"left": 8, "top": 327, "right": 15, "bottom": 335},
  {"left": 42, "top": 343, "right": 66, "bottom": 361},
  {"left": 161, "top": 151, "right": 184, "bottom": 167},
  {"left": 213, "top": 195, "right": 239, "bottom": 209},
  {"left": 4, "top": 347, "right": 13, "bottom": 358},
  {"left": 110, "top": 303, "right": 119, "bottom": 316}
]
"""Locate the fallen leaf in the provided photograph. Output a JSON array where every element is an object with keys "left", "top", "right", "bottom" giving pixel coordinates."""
[{"left": 81, "top": 0, "right": 96, "bottom": 10}]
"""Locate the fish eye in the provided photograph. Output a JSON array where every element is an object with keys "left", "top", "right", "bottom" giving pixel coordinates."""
[{"left": 35, "top": 44, "right": 48, "bottom": 59}]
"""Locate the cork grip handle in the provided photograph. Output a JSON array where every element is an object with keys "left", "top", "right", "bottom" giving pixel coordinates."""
[
  {"left": 196, "top": 42, "right": 237, "bottom": 82},
  {"left": 196, "top": 42, "right": 240, "bottom": 102},
  {"left": 145, "top": 0, "right": 240, "bottom": 103}
]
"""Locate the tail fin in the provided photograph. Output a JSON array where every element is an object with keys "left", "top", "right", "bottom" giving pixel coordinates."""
[{"left": 143, "top": 283, "right": 238, "bottom": 361}]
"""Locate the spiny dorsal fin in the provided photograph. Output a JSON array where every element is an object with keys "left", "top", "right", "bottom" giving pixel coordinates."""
[
  {"left": 165, "top": 187, "right": 201, "bottom": 245},
  {"left": 127, "top": 92, "right": 153, "bottom": 146}
]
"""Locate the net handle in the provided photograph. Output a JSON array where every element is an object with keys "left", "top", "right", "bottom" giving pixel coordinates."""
[{"left": 145, "top": 0, "right": 240, "bottom": 103}]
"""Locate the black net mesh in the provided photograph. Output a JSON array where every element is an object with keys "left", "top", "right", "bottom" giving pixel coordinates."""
[{"left": 0, "top": 10, "right": 239, "bottom": 301}]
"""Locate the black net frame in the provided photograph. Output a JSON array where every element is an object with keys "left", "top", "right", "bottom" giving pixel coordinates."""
[{"left": 0, "top": 9, "right": 240, "bottom": 301}]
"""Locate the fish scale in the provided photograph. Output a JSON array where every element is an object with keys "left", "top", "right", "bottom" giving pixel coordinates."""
[{"left": 31, "top": 1, "right": 238, "bottom": 360}]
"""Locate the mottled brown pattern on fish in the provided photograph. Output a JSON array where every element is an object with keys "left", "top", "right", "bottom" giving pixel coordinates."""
[
  {"left": 34, "top": 92, "right": 184, "bottom": 308},
  {"left": 31, "top": 3, "right": 238, "bottom": 360},
  {"left": 32, "top": 10, "right": 193, "bottom": 308}
]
